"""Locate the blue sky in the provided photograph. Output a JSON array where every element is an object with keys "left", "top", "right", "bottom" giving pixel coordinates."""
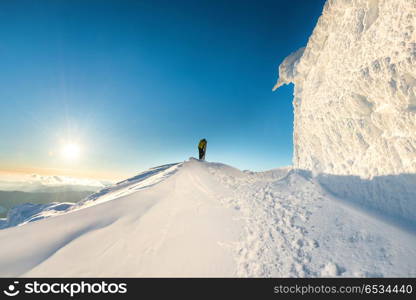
[{"left": 0, "top": 0, "right": 326, "bottom": 180}]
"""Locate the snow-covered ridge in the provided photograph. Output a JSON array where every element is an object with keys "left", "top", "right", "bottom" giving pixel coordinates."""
[
  {"left": 0, "top": 163, "right": 181, "bottom": 230},
  {"left": 71, "top": 163, "right": 181, "bottom": 210},
  {"left": 275, "top": 0, "right": 416, "bottom": 178},
  {"left": 0, "top": 159, "right": 415, "bottom": 277}
]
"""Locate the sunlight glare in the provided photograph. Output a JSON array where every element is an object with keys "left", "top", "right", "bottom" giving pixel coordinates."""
[{"left": 61, "top": 143, "right": 81, "bottom": 160}]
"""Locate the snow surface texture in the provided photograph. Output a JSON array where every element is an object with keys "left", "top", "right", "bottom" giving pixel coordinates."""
[
  {"left": 274, "top": 0, "right": 416, "bottom": 223},
  {"left": 0, "top": 159, "right": 415, "bottom": 277}
]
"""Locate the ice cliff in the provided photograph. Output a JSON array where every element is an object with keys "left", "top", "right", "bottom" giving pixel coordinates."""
[
  {"left": 275, "top": 0, "right": 416, "bottom": 222},
  {"left": 275, "top": 0, "right": 415, "bottom": 177}
]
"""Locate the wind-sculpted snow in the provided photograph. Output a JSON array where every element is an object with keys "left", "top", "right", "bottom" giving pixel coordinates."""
[
  {"left": 273, "top": 47, "right": 305, "bottom": 91},
  {"left": 275, "top": 0, "right": 416, "bottom": 177},
  {"left": 275, "top": 0, "right": 416, "bottom": 222},
  {"left": 0, "top": 163, "right": 181, "bottom": 231},
  {"left": 71, "top": 163, "right": 181, "bottom": 210}
]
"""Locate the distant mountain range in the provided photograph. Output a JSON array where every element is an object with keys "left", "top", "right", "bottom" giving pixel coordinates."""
[
  {"left": 0, "top": 190, "right": 93, "bottom": 218},
  {"left": 0, "top": 173, "right": 112, "bottom": 218},
  {"left": 0, "top": 173, "right": 110, "bottom": 193}
]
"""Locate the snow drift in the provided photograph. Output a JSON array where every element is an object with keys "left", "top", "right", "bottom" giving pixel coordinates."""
[
  {"left": 274, "top": 0, "right": 416, "bottom": 223},
  {"left": 0, "top": 160, "right": 243, "bottom": 277}
]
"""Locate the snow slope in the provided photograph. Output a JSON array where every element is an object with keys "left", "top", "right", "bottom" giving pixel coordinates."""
[
  {"left": 274, "top": 0, "right": 416, "bottom": 223},
  {"left": 0, "top": 159, "right": 415, "bottom": 277},
  {"left": 0, "top": 160, "right": 242, "bottom": 277}
]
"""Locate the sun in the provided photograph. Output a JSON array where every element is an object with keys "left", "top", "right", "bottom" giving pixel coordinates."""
[{"left": 61, "top": 143, "right": 81, "bottom": 160}]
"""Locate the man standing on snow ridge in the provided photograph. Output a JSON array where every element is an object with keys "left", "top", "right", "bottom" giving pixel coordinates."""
[{"left": 198, "top": 138, "right": 207, "bottom": 160}]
